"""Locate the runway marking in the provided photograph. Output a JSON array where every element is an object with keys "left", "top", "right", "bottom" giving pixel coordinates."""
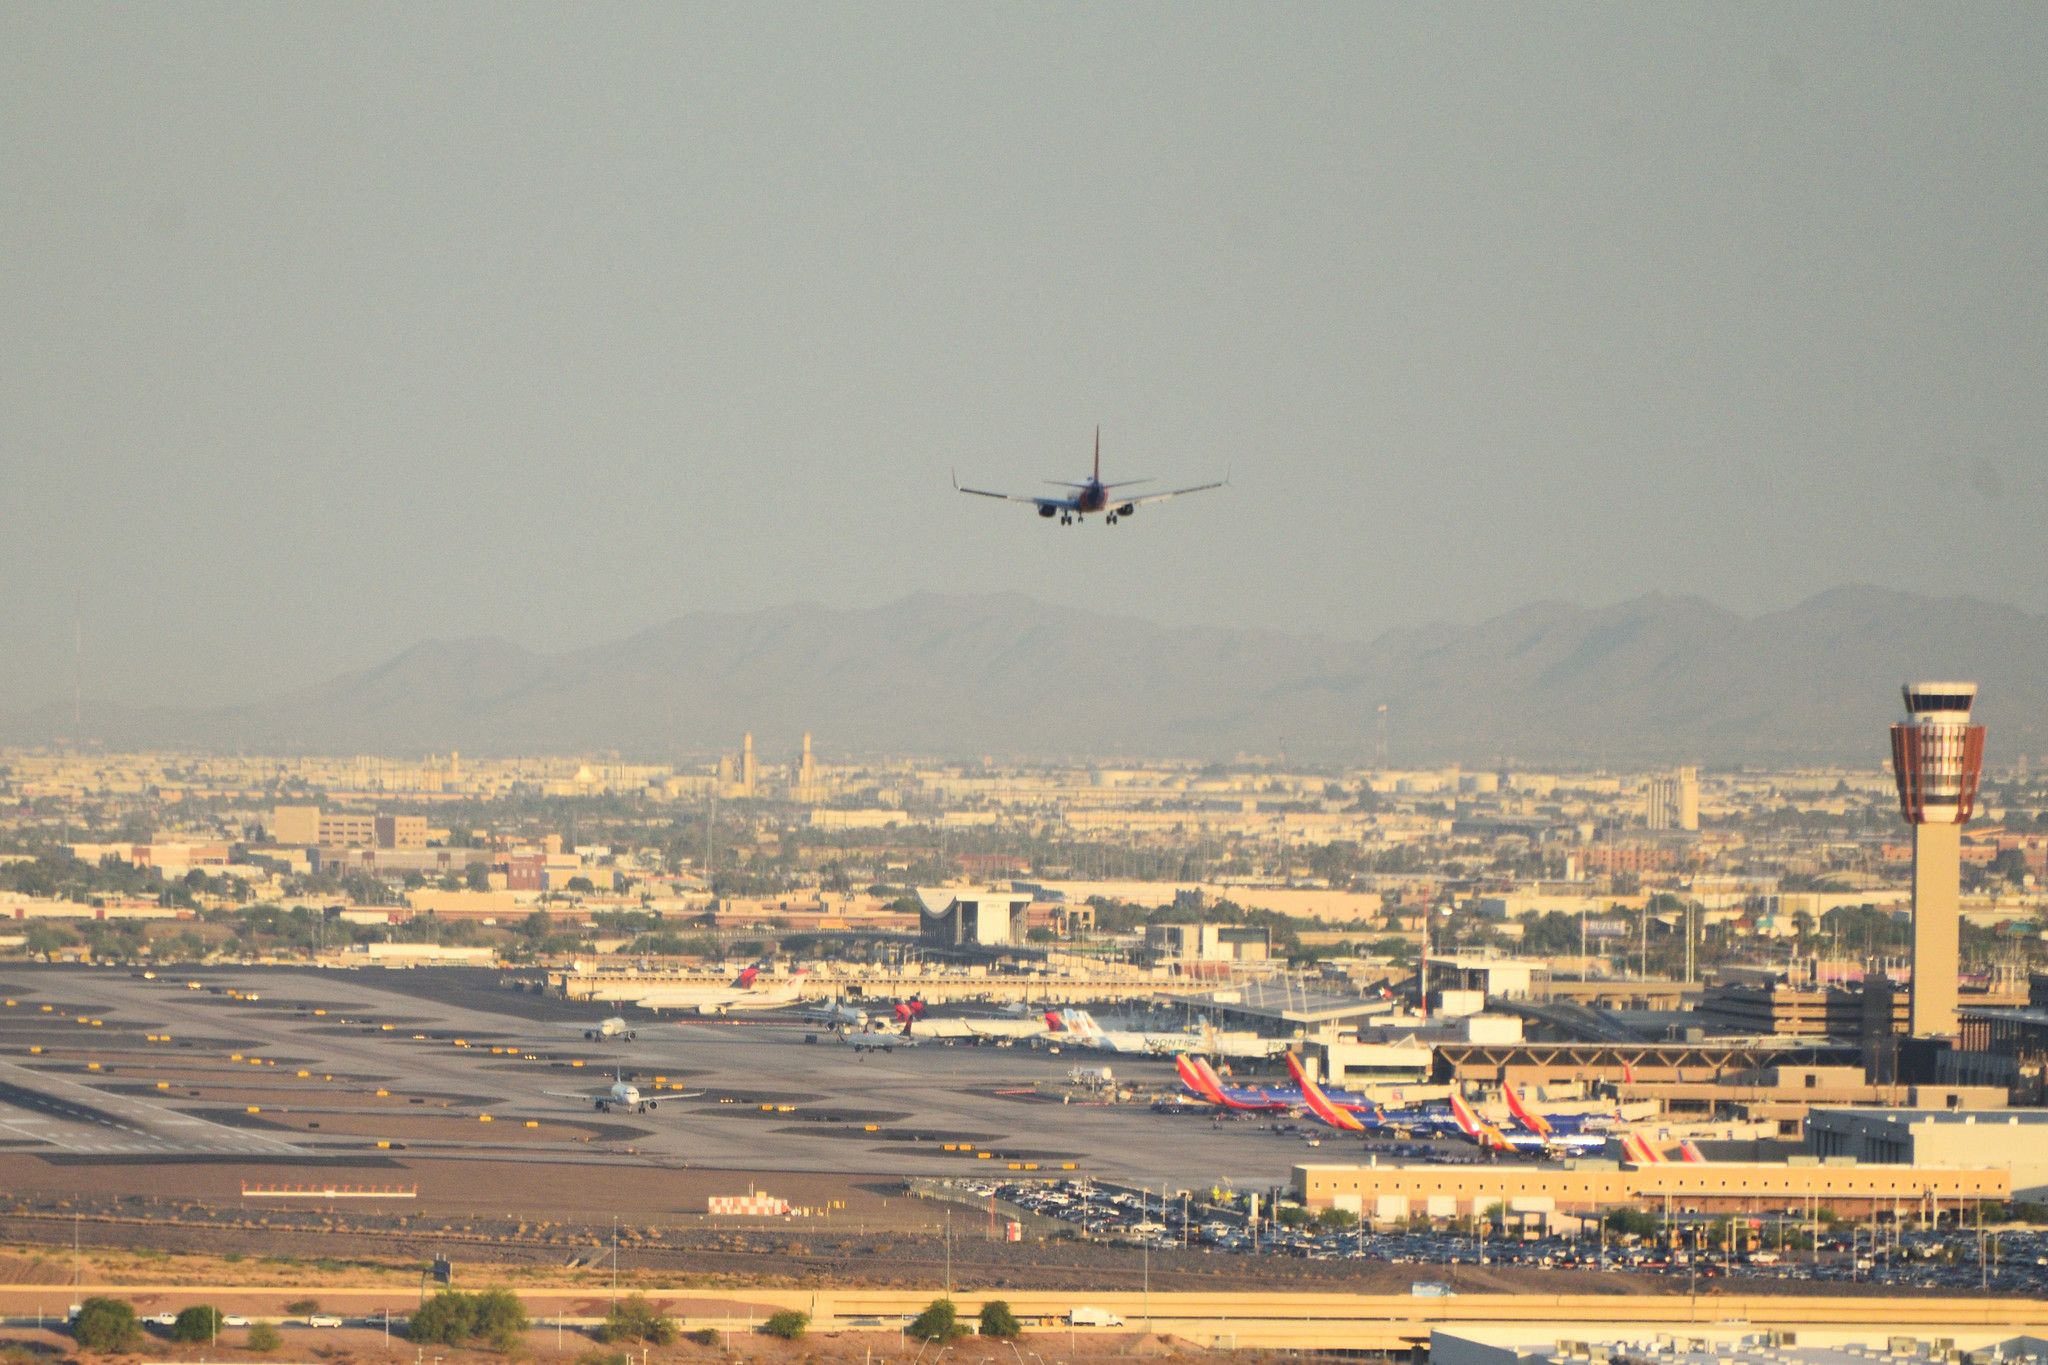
[{"left": 0, "top": 1058, "right": 305, "bottom": 1156}]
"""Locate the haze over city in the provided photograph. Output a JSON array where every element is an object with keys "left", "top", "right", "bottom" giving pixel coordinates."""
[
  {"left": 5, "top": 5, "right": 2046, "bottom": 720},
  {"left": 11, "top": 5, "right": 2048, "bottom": 1356}
]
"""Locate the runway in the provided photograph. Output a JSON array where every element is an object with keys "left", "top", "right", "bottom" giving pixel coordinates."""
[{"left": 0, "top": 964, "right": 1306, "bottom": 1189}]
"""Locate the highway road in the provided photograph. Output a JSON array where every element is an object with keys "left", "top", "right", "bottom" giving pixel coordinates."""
[{"left": 0, "top": 1284, "right": 2040, "bottom": 1352}]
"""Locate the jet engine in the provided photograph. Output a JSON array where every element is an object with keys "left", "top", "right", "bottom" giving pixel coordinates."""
[
  {"left": 1038, "top": 504, "right": 1057, "bottom": 518},
  {"left": 1116, "top": 503, "right": 1135, "bottom": 517}
]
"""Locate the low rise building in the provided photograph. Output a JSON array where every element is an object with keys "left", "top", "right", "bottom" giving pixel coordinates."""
[
  {"left": 1293, "top": 1158, "right": 2009, "bottom": 1221},
  {"left": 1805, "top": 1107, "right": 2048, "bottom": 1200},
  {"left": 1434, "top": 1328, "right": 2048, "bottom": 1365}
]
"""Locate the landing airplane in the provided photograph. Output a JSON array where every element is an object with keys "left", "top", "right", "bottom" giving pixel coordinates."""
[{"left": 953, "top": 428, "right": 1223, "bottom": 526}]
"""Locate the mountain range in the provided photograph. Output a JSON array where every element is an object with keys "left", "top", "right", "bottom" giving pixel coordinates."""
[{"left": 7, "top": 587, "right": 2043, "bottom": 767}]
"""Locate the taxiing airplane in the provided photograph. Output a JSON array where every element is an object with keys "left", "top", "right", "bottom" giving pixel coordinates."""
[
  {"left": 582, "top": 1016, "right": 637, "bottom": 1042},
  {"left": 954, "top": 428, "right": 1223, "bottom": 526},
  {"left": 804, "top": 999, "right": 868, "bottom": 1029},
  {"left": 845, "top": 1027, "right": 919, "bottom": 1052},
  {"left": 547, "top": 1068, "right": 696, "bottom": 1115}
]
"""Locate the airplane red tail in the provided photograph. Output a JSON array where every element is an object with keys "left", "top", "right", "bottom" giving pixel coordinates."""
[
  {"left": 735, "top": 966, "right": 760, "bottom": 989},
  {"left": 1621, "top": 1132, "right": 1664, "bottom": 1164},
  {"left": 1043, "top": 1010, "right": 1063, "bottom": 1032},
  {"left": 1679, "top": 1140, "right": 1707, "bottom": 1164},
  {"left": 1450, "top": 1094, "right": 1511, "bottom": 1151},
  {"left": 1503, "top": 1084, "right": 1552, "bottom": 1139},
  {"left": 1176, "top": 1054, "right": 1229, "bottom": 1105},
  {"left": 1285, "top": 1052, "right": 1365, "bottom": 1132}
]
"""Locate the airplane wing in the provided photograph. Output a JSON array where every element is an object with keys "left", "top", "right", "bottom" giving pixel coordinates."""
[
  {"left": 1119, "top": 479, "right": 1224, "bottom": 508},
  {"left": 954, "top": 471, "right": 1078, "bottom": 512}
]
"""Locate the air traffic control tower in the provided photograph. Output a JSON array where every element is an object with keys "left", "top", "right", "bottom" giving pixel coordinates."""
[{"left": 1889, "top": 681, "right": 1985, "bottom": 1039}]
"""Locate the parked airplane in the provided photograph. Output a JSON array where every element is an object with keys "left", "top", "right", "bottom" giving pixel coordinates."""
[
  {"left": 863, "top": 998, "right": 1057, "bottom": 1044},
  {"left": 630, "top": 965, "right": 810, "bottom": 1015},
  {"left": 1174, "top": 1054, "right": 1292, "bottom": 1112},
  {"left": 1618, "top": 1130, "right": 1707, "bottom": 1164},
  {"left": 1494, "top": 1084, "right": 1613, "bottom": 1155},
  {"left": 1057, "top": 1009, "right": 1282, "bottom": 1058},
  {"left": 954, "top": 428, "right": 1224, "bottom": 526},
  {"left": 1180, "top": 1053, "right": 1441, "bottom": 1128}
]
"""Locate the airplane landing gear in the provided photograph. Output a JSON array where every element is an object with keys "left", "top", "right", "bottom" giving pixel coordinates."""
[{"left": 1106, "top": 513, "right": 1118, "bottom": 525}]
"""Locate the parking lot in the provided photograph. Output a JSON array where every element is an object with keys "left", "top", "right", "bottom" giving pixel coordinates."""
[{"left": 964, "top": 1177, "right": 2048, "bottom": 1295}]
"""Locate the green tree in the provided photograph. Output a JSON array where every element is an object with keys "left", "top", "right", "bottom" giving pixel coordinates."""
[
  {"left": 73, "top": 1297, "right": 141, "bottom": 1352},
  {"left": 1604, "top": 1207, "right": 1660, "bottom": 1238},
  {"left": 760, "top": 1310, "right": 809, "bottom": 1340},
  {"left": 908, "top": 1299, "right": 966, "bottom": 1342},
  {"left": 1990, "top": 847, "right": 2031, "bottom": 888},
  {"left": 977, "top": 1302, "right": 1021, "bottom": 1339},
  {"left": 566, "top": 876, "right": 596, "bottom": 894},
  {"left": 25, "top": 923, "right": 76, "bottom": 957},
  {"left": 594, "top": 1295, "right": 677, "bottom": 1345},
  {"left": 169, "top": 1305, "right": 224, "bottom": 1342},
  {"left": 465, "top": 863, "right": 494, "bottom": 892},
  {"left": 408, "top": 1288, "right": 528, "bottom": 1351},
  {"left": 246, "top": 1322, "right": 283, "bottom": 1352}
]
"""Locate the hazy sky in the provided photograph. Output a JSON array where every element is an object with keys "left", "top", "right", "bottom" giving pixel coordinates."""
[{"left": 4, "top": 4, "right": 2045, "bottom": 709}]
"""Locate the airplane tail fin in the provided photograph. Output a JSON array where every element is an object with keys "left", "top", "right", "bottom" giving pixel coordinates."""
[
  {"left": 1093, "top": 425, "right": 1101, "bottom": 482},
  {"left": 1679, "top": 1139, "right": 1707, "bottom": 1164},
  {"left": 1285, "top": 1052, "right": 1364, "bottom": 1132},
  {"left": 1178, "top": 1054, "right": 1230, "bottom": 1106},
  {"left": 1192, "top": 1056, "right": 1234, "bottom": 1103},
  {"left": 1504, "top": 1084, "right": 1553, "bottom": 1139}
]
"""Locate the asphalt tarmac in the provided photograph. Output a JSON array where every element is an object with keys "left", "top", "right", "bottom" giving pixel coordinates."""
[{"left": 0, "top": 965, "right": 1312, "bottom": 1188}]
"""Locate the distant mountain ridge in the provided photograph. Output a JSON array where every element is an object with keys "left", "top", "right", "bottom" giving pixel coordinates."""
[{"left": 7, "top": 587, "right": 2043, "bottom": 766}]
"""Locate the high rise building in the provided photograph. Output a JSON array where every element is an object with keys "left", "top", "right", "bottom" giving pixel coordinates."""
[
  {"left": 794, "top": 731, "right": 818, "bottom": 799},
  {"left": 1645, "top": 766, "right": 1700, "bottom": 831},
  {"left": 1889, "top": 682, "right": 1986, "bottom": 1039},
  {"left": 740, "top": 732, "right": 757, "bottom": 796}
]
